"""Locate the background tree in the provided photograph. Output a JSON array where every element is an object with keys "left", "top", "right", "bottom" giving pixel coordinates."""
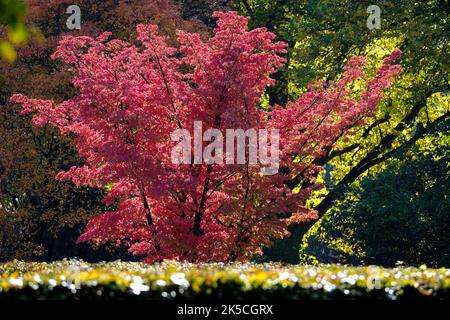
[
  {"left": 175, "top": 0, "right": 232, "bottom": 27},
  {"left": 0, "top": 0, "right": 208, "bottom": 261},
  {"left": 232, "top": 0, "right": 449, "bottom": 262},
  {"left": 299, "top": 123, "right": 450, "bottom": 267}
]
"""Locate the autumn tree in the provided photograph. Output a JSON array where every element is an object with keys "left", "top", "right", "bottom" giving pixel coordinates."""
[
  {"left": 12, "top": 11, "right": 401, "bottom": 262},
  {"left": 0, "top": 0, "right": 209, "bottom": 261}
]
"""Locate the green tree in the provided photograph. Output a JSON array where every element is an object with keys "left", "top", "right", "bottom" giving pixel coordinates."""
[
  {"left": 233, "top": 0, "right": 450, "bottom": 262},
  {"left": 299, "top": 124, "right": 450, "bottom": 267}
]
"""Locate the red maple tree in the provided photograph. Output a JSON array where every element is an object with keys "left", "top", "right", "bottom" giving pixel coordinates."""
[
  {"left": 1, "top": 0, "right": 210, "bottom": 260},
  {"left": 11, "top": 11, "right": 401, "bottom": 262}
]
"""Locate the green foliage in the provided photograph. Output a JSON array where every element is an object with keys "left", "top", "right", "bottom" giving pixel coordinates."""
[
  {"left": 300, "top": 128, "right": 450, "bottom": 267},
  {"left": 234, "top": 0, "right": 449, "bottom": 98},
  {"left": 234, "top": 0, "right": 449, "bottom": 188},
  {"left": 234, "top": 0, "right": 449, "bottom": 262},
  {"left": 0, "top": 260, "right": 449, "bottom": 300},
  {"left": 0, "top": 0, "right": 30, "bottom": 62}
]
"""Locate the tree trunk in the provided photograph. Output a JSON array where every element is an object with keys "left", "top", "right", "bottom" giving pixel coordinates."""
[{"left": 262, "top": 220, "right": 315, "bottom": 263}]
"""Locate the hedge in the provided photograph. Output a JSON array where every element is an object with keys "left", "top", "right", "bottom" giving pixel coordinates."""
[{"left": 0, "top": 260, "right": 449, "bottom": 300}]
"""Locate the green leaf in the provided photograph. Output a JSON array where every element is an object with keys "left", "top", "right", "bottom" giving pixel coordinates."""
[
  {"left": 0, "top": 40, "right": 16, "bottom": 62},
  {"left": 8, "top": 24, "right": 28, "bottom": 45}
]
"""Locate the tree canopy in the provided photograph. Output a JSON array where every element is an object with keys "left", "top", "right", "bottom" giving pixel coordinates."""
[
  {"left": 231, "top": 0, "right": 449, "bottom": 262},
  {"left": 11, "top": 11, "right": 401, "bottom": 262}
]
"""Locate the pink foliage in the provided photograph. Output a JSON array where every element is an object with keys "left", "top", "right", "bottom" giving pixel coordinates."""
[{"left": 11, "top": 12, "right": 401, "bottom": 262}]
